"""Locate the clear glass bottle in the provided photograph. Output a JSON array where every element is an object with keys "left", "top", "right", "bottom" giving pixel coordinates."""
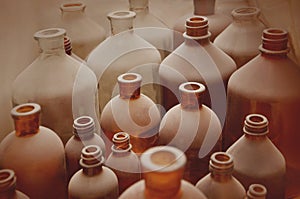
[
  {"left": 119, "top": 146, "right": 208, "bottom": 199},
  {"left": 12, "top": 28, "right": 99, "bottom": 144},
  {"left": 105, "top": 132, "right": 141, "bottom": 194},
  {"left": 223, "top": 28, "right": 300, "bottom": 198},
  {"left": 57, "top": 2, "right": 106, "bottom": 59},
  {"left": 195, "top": 152, "right": 246, "bottom": 199},
  {"left": 0, "top": 103, "right": 67, "bottom": 199},
  {"left": 246, "top": 184, "right": 267, "bottom": 199},
  {"left": 65, "top": 116, "right": 106, "bottom": 181},
  {"left": 0, "top": 169, "right": 29, "bottom": 199},
  {"left": 214, "top": 7, "right": 266, "bottom": 68},
  {"left": 100, "top": 73, "right": 161, "bottom": 155},
  {"left": 226, "top": 114, "right": 286, "bottom": 199},
  {"left": 86, "top": 10, "right": 162, "bottom": 115},
  {"left": 159, "top": 82, "right": 222, "bottom": 184},
  {"left": 68, "top": 145, "right": 119, "bottom": 199}
]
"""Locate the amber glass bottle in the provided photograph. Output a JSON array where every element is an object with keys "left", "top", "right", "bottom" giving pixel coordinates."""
[
  {"left": 100, "top": 73, "right": 161, "bottom": 155},
  {"left": 65, "top": 116, "right": 106, "bottom": 180},
  {"left": 0, "top": 103, "right": 67, "bottom": 199},
  {"left": 68, "top": 145, "right": 119, "bottom": 199},
  {"left": 105, "top": 132, "right": 141, "bottom": 194},
  {"left": 196, "top": 152, "right": 246, "bottom": 199},
  {"left": 246, "top": 184, "right": 267, "bottom": 199},
  {"left": 119, "top": 146, "right": 208, "bottom": 199},
  {"left": 227, "top": 114, "right": 286, "bottom": 199},
  {"left": 223, "top": 28, "right": 300, "bottom": 198},
  {"left": 159, "top": 82, "right": 222, "bottom": 184},
  {"left": 0, "top": 169, "right": 29, "bottom": 199}
]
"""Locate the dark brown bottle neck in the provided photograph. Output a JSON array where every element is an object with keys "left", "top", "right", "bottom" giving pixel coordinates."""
[
  {"left": 184, "top": 16, "right": 211, "bottom": 44},
  {"left": 209, "top": 152, "right": 234, "bottom": 182}
]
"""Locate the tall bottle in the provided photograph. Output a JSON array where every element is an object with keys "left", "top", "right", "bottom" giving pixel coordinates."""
[
  {"left": 214, "top": 7, "right": 266, "bottom": 68},
  {"left": 159, "top": 16, "right": 236, "bottom": 117},
  {"left": 223, "top": 28, "right": 300, "bottom": 198},
  {"left": 57, "top": 2, "right": 106, "bottom": 59},
  {"left": 12, "top": 28, "right": 99, "bottom": 144},
  {"left": 100, "top": 73, "right": 161, "bottom": 155},
  {"left": 159, "top": 82, "right": 222, "bottom": 184},
  {"left": 0, "top": 103, "right": 67, "bottom": 199},
  {"left": 226, "top": 113, "right": 286, "bottom": 199},
  {"left": 105, "top": 132, "right": 141, "bottom": 194},
  {"left": 65, "top": 116, "right": 106, "bottom": 180},
  {"left": 119, "top": 146, "right": 208, "bottom": 199},
  {"left": 246, "top": 184, "right": 267, "bottom": 199},
  {"left": 68, "top": 145, "right": 119, "bottom": 199},
  {"left": 86, "top": 10, "right": 162, "bottom": 115},
  {"left": 173, "top": 0, "right": 232, "bottom": 41},
  {"left": 0, "top": 169, "right": 29, "bottom": 199},
  {"left": 195, "top": 152, "right": 246, "bottom": 199}
]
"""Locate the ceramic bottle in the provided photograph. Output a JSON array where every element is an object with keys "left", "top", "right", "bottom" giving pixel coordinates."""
[{"left": 246, "top": 184, "right": 267, "bottom": 199}]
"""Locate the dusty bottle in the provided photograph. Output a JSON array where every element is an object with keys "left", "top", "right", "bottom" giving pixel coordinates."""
[
  {"left": 105, "top": 132, "right": 141, "bottom": 194},
  {"left": 0, "top": 103, "right": 67, "bottom": 199},
  {"left": 65, "top": 116, "right": 106, "bottom": 180},
  {"left": 246, "top": 184, "right": 267, "bottom": 199},
  {"left": 0, "top": 169, "right": 29, "bottom": 199},
  {"left": 159, "top": 16, "right": 236, "bottom": 118},
  {"left": 159, "top": 82, "right": 222, "bottom": 184},
  {"left": 214, "top": 7, "right": 266, "bottom": 68},
  {"left": 12, "top": 28, "right": 99, "bottom": 144},
  {"left": 68, "top": 145, "right": 119, "bottom": 199},
  {"left": 57, "top": 2, "right": 106, "bottom": 59},
  {"left": 227, "top": 113, "right": 286, "bottom": 199},
  {"left": 196, "top": 152, "right": 246, "bottom": 199},
  {"left": 119, "top": 146, "right": 208, "bottom": 199},
  {"left": 223, "top": 28, "right": 300, "bottom": 198},
  {"left": 86, "top": 10, "right": 162, "bottom": 115},
  {"left": 100, "top": 73, "right": 161, "bottom": 155}
]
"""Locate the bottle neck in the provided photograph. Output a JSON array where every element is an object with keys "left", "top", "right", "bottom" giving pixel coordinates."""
[
  {"left": 60, "top": 2, "right": 86, "bottom": 20},
  {"left": 73, "top": 116, "right": 95, "bottom": 140},
  {"left": 209, "top": 152, "right": 234, "bottom": 182},
  {"left": 0, "top": 170, "right": 17, "bottom": 198},
  {"left": 193, "top": 0, "right": 215, "bottom": 16},
  {"left": 129, "top": 0, "right": 149, "bottom": 13},
  {"left": 118, "top": 73, "right": 142, "bottom": 100},
  {"left": 243, "top": 114, "right": 269, "bottom": 140},
  {"left": 179, "top": 82, "right": 205, "bottom": 110},
  {"left": 232, "top": 7, "right": 260, "bottom": 22},
  {"left": 246, "top": 184, "right": 267, "bottom": 199},
  {"left": 184, "top": 16, "right": 211, "bottom": 46},
  {"left": 108, "top": 11, "right": 136, "bottom": 35},
  {"left": 80, "top": 145, "right": 105, "bottom": 176}
]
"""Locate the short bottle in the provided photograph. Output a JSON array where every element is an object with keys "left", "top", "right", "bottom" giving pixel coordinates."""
[
  {"left": 119, "top": 146, "right": 208, "bottom": 199},
  {"left": 159, "top": 82, "right": 222, "bottom": 184},
  {"left": 65, "top": 116, "right": 106, "bottom": 180},
  {"left": 196, "top": 152, "right": 246, "bottom": 199},
  {"left": 246, "top": 184, "right": 267, "bottom": 199},
  {"left": 105, "top": 132, "right": 141, "bottom": 194},
  {"left": 226, "top": 113, "right": 286, "bottom": 199},
  {"left": 68, "top": 145, "right": 119, "bottom": 199},
  {"left": 100, "top": 73, "right": 161, "bottom": 155},
  {"left": 0, "top": 103, "right": 67, "bottom": 199},
  {"left": 0, "top": 169, "right": 29, "bottom": 199}
]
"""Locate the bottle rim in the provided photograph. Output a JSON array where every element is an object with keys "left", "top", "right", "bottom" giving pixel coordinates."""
[
  {"left": 34, "top": 28, "right": 66, "bottom": 40},
  {"left": 11, "top": 103, "right": 41, "bottom": 118},
  {"left": 60, "top": 2, "right": 86, "bottom": 12}
]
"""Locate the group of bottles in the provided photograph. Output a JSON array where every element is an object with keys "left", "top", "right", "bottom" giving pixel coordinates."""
[{"left": 1, "top": 0, "right": 300, "bottom": 198}]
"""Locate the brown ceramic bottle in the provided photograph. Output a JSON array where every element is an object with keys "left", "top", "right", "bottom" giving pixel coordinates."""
[
  {"left": 100, "top": 73, "right": 161, "bottom": 155},
  {"left": 119, "top": 146, "right": 208, "bottom": 199},
  {"left": 226, "top": 114, "right": 286, "bottom": 199},
  {"left": 0, "top": 169, "right": 29, "bottom": 199},
  {"left": 68, "top": 145, "right": 119, "bottom": 199},
  {"left": 159, "top": 82, "right": 222, "bottom": 184},
  {"left": 223, "top": 28, "right": 300, "bottom": 198},
  {"left": 65, "top": 116, "right": 106, "bottom": 180},
  {"left": 246, "top": 184, "right": 267, "bottom": 199},
  {"left": 196, "top": 152, "right": 246, "bottom": 199},
  {"left": 0, "top": 103, "right": 67, "bottom": 199},
  {"left": 105, "top": 132, "right": 141, "bottom": 194}
]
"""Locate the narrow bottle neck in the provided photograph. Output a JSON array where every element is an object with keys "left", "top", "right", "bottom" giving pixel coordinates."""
[
  {"left": 73, "top": 116, "right": 96, "bottom": 140},
  {"left": 129, "top": 0, "right": 149, "bottom": 13},
  {"left": 108, "top": 11, "right": 136, "bottom": 35},
  {"left": 179, "top": 82, "right": 205, "bottom": 110},
  {"left": 209, "top": 152, "right": 234, "bottom": 182},
  {"left": 243, "top": 114, "right": 269, "bottom": 140},
  {"left": 246, "top": 184, "right": 267, "bottom": 199},
  {"left": 232, "top": 7, "right": 260, "bottom": 22},
  {"left": 193, "top": 0, "right": 215, "bottom": 15},
  {"left": 80, "top": 145, "right": 105, "bottom": 176},
  {"left": 118, "top": 73, "right": 142, "bottom": 99},
  {"left": 0, "top": 170, "right": 17, "bottom": 198}
]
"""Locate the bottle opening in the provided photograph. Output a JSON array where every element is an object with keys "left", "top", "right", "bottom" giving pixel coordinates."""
[
  {"left": 210, "top": 152, "right": 234, "bottom": 171},
  {"left": 186, "top": 16, "right": 207, "bottom": 27},
  {"left": 248, "top": 184, "right": 267, "bottom": 197},
  {"left": 77, "top": 116, "right": 92, "bottom": 125},
  {"left": 0, "top": 169, "right": 14, "bottom": 184},
  {"left": 244, "top": 114, "right": 269, "bottom": 135},
  {"left": 180, "top": 82, "right": 205, "bottom": 94},
  {"left": 34, "top": 28, "right": 66, "bottom": 40},
  {"left": 263, "top": 28, "right": 288, "bottom": 40},
  {"left": 16, "top": 105, "right": 34, "bottom": 113},
  {"left": 232, "top": 7, "right": 260, "bottom": 18},
  {"left": 60, "top": 2, "right": 85, "bottom": 12},
  {"left": 11, "top": 103, "right": 41, "bottom": 117},
  {"left": 118, "top": 73, "right": 142, "bottom": 84},
  {"left": 108, "top": 10, "right": 136, "bottom": 20}
]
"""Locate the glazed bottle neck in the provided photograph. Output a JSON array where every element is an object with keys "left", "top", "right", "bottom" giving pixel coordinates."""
[
  {"left": 73, "top": 116, "right": 95, "bottom": 140},
  {"left": 129, "top": 0, "right": 149, "bottom": 13},
  {"left": 179, "top": 82, "right": 205, "bottom": 110},
  {"left": 194, "top": 0, "right": 215, "bottom": 16},
  {"left": 108, "top": 11, "right": 136, "bottom": 35},
  {"left": 184, "top": 16, "right": 211, "bottom": 45},
  {"left": 209, "top": 152, "right": 234, "bottom": 182},
  {"left": 60, "top": 2, "right": 86, "bottom": 20},
  {"left": 80, "top": 145, "right": 105, "bottom": 176},
  {"left": 246, "top": 184, "right": 267, "bottom": 199},
  {"left": 0, "top": 170, "right": 17, "bottom": 199},
  {"left": 232, "top": 7, "right": 260, "bottom": 22},
  {"left": 243, "top": 114, "right": 269, "bottom": 140},
  {"left": 118, "top": 73, "right": 142, "bottom": 100}
]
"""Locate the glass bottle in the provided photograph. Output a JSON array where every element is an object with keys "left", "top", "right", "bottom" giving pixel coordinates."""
[
  {"left": 159, "top": 16, "right": 236, "bottom": 119},
  {"left": 12, "top": 28, "right": 99, "bottom": 144},
  {"left": 57, "top": 2, "right": 106, "bottom": 59},
  {"left": 226, "top": 113, "right": 286, "bottom": 199},
  {"left": 214, "top": 7, "right": 266, "bottom": 68},
  {"left": 159, "top": 82, "right": 222, "bottom": 184},
  {"left": 68, "top": 145, "right": 119, "bottom": 199},
  {"left": 246, "top": 184, "right": 267, "bottom": 199},
  {"left": 105, "top": 132, "right": 141, "bottom": 194},
  {"left": 195, "top": 152, "right": 246, "bottom": 199},
  {"left": 65, "top": 116, "right": 106, "bottom": 181},
  {"left": 100, "top": 73, "right": 161, "bottom": 155},
  {"left": 223, "top": 28, "right": 300, "bottom": 198},
  {"left": 86, "top": 10, "right": 162, "bottom": 115},
  {"left": 215, "top": 0, "right": 257, "bottom": 17},
  {"left": 173, "top": 0, "right": 232, "bottom": 41},
  {"left": 0, "top": 103, "right": 67, "bottom": 199},
  {"left": 0, "top": 169, "right": 29, "bottom": 199},
  {"left": 119, "top": 146, "right": 208, "bottom": 199}
]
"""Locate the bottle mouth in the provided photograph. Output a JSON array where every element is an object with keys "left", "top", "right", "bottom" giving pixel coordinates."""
[
  {"left": 209, "top": 152, "right": 233, "bottom": 171},
  {"left": 107, "top": 10, "right": 136, "bottom": 20},
  {"left": 259, "top": 28, "right": 289, "bottom": 53},
  {"left": 112, "top": 132, "right": 132, "bottom": 151},
  {"left": 0, "top": 169, "right": 15, "bottom": 184},
  {"left": 118, "top": 73, "right": 142, "bottom": 84},
  {"left": 11, "top": 103, "right": 41, "bottom": 118},
  {"left": 60, "top": 2, "right": 86, "bottom": 12},
  {"left": 243, "top": 114, "right": 269, "bottom": 136},
  {"left": 34, "top": 28, "right": 66, "bottom": 40},
  {"left": 232, "top": 7, "right": 260, "bottom": 19},
  {"left": 184, "top": 16, "right": 211, "bottom": 38},
  {"left": 179, "top": 82, "right": 205, "bottom": 94},
  {"left": 73, "top": 116, "right": 95, "bottom": 135},
  {"left": 247, "top": 184, "right": 267, "bottom": 197}
]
